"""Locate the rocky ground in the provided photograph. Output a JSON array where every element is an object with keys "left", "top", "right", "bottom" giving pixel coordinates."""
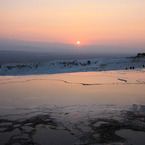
[{"left": 0, "top": 104, "right": 145, "bottom": 145}]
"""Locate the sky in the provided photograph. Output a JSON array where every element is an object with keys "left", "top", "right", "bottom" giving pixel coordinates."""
[{"left": 0, "top": 0, "right": 145, "bottom": 54}]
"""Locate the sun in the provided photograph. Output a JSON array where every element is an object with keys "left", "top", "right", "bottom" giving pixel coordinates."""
[{"left": 76, "top": 41, "right": 80, "bottom": 45}]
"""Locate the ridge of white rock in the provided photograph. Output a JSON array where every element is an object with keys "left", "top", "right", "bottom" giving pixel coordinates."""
[{"left": 0, "top": 57, "right": 145, "bottom": 76}]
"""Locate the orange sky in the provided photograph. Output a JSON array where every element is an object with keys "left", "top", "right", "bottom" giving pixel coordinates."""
[{"left": 0, "top": 0, "right": 145, "bottom": 46}]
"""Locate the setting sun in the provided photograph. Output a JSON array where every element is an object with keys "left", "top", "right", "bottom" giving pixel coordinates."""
[{"left": 76, "top": 41, "right": 80, "bottom": 45}]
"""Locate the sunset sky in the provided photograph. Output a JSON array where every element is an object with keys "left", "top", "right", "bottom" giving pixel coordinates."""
[{"left": 0, "top": 0, "right": 145, "bottom": 54}]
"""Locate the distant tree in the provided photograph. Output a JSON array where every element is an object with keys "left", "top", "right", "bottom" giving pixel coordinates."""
[
  {"left": 87, "top": 60, "right": 91, "bottom": 65},
  {"left": 36, "top": 64, "right": 38, "bottom": 68},
  {"left": 7, "top": 66, "right": 12, "bottom": 70},
  {"left": 137, "top": 53, "right": 141, "bottom": 58},
  {"left": 137, "top": 53, "right": 145, "bottom": 58}
]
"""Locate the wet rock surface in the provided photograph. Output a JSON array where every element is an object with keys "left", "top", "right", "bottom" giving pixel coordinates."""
[
  {"left": 116, "top": 129, "right": 145, "bottom": 145},
  {"left": 0, "top": 104, "right": 145, "bottom": 145}
]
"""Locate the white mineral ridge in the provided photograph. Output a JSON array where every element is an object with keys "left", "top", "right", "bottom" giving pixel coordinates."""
[{"left": 0, "top": 56, "right": 145, "bottom": 75}]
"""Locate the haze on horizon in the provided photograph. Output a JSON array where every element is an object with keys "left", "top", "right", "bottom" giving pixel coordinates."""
[{"left": 0, "top": 0, "right": 145, "bottom": 55}]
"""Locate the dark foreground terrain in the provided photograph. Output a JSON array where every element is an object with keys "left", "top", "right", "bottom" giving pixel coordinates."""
[{"left": 0, "top": 104, "right": 145, "bottom": 145}]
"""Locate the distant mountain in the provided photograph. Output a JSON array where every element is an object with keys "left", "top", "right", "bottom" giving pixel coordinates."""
[{"left": 0, "top": 50, "right": 126, "bottom": 64}]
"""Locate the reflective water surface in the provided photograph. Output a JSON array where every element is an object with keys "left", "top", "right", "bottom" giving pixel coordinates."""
[{"left": 0, "top": 70, "right": 145, "bottom": 108}]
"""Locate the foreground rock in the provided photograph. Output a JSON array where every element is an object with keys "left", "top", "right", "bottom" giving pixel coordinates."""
[{"left": 0, "top": 104, "right": 145, "bottom": 145}]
